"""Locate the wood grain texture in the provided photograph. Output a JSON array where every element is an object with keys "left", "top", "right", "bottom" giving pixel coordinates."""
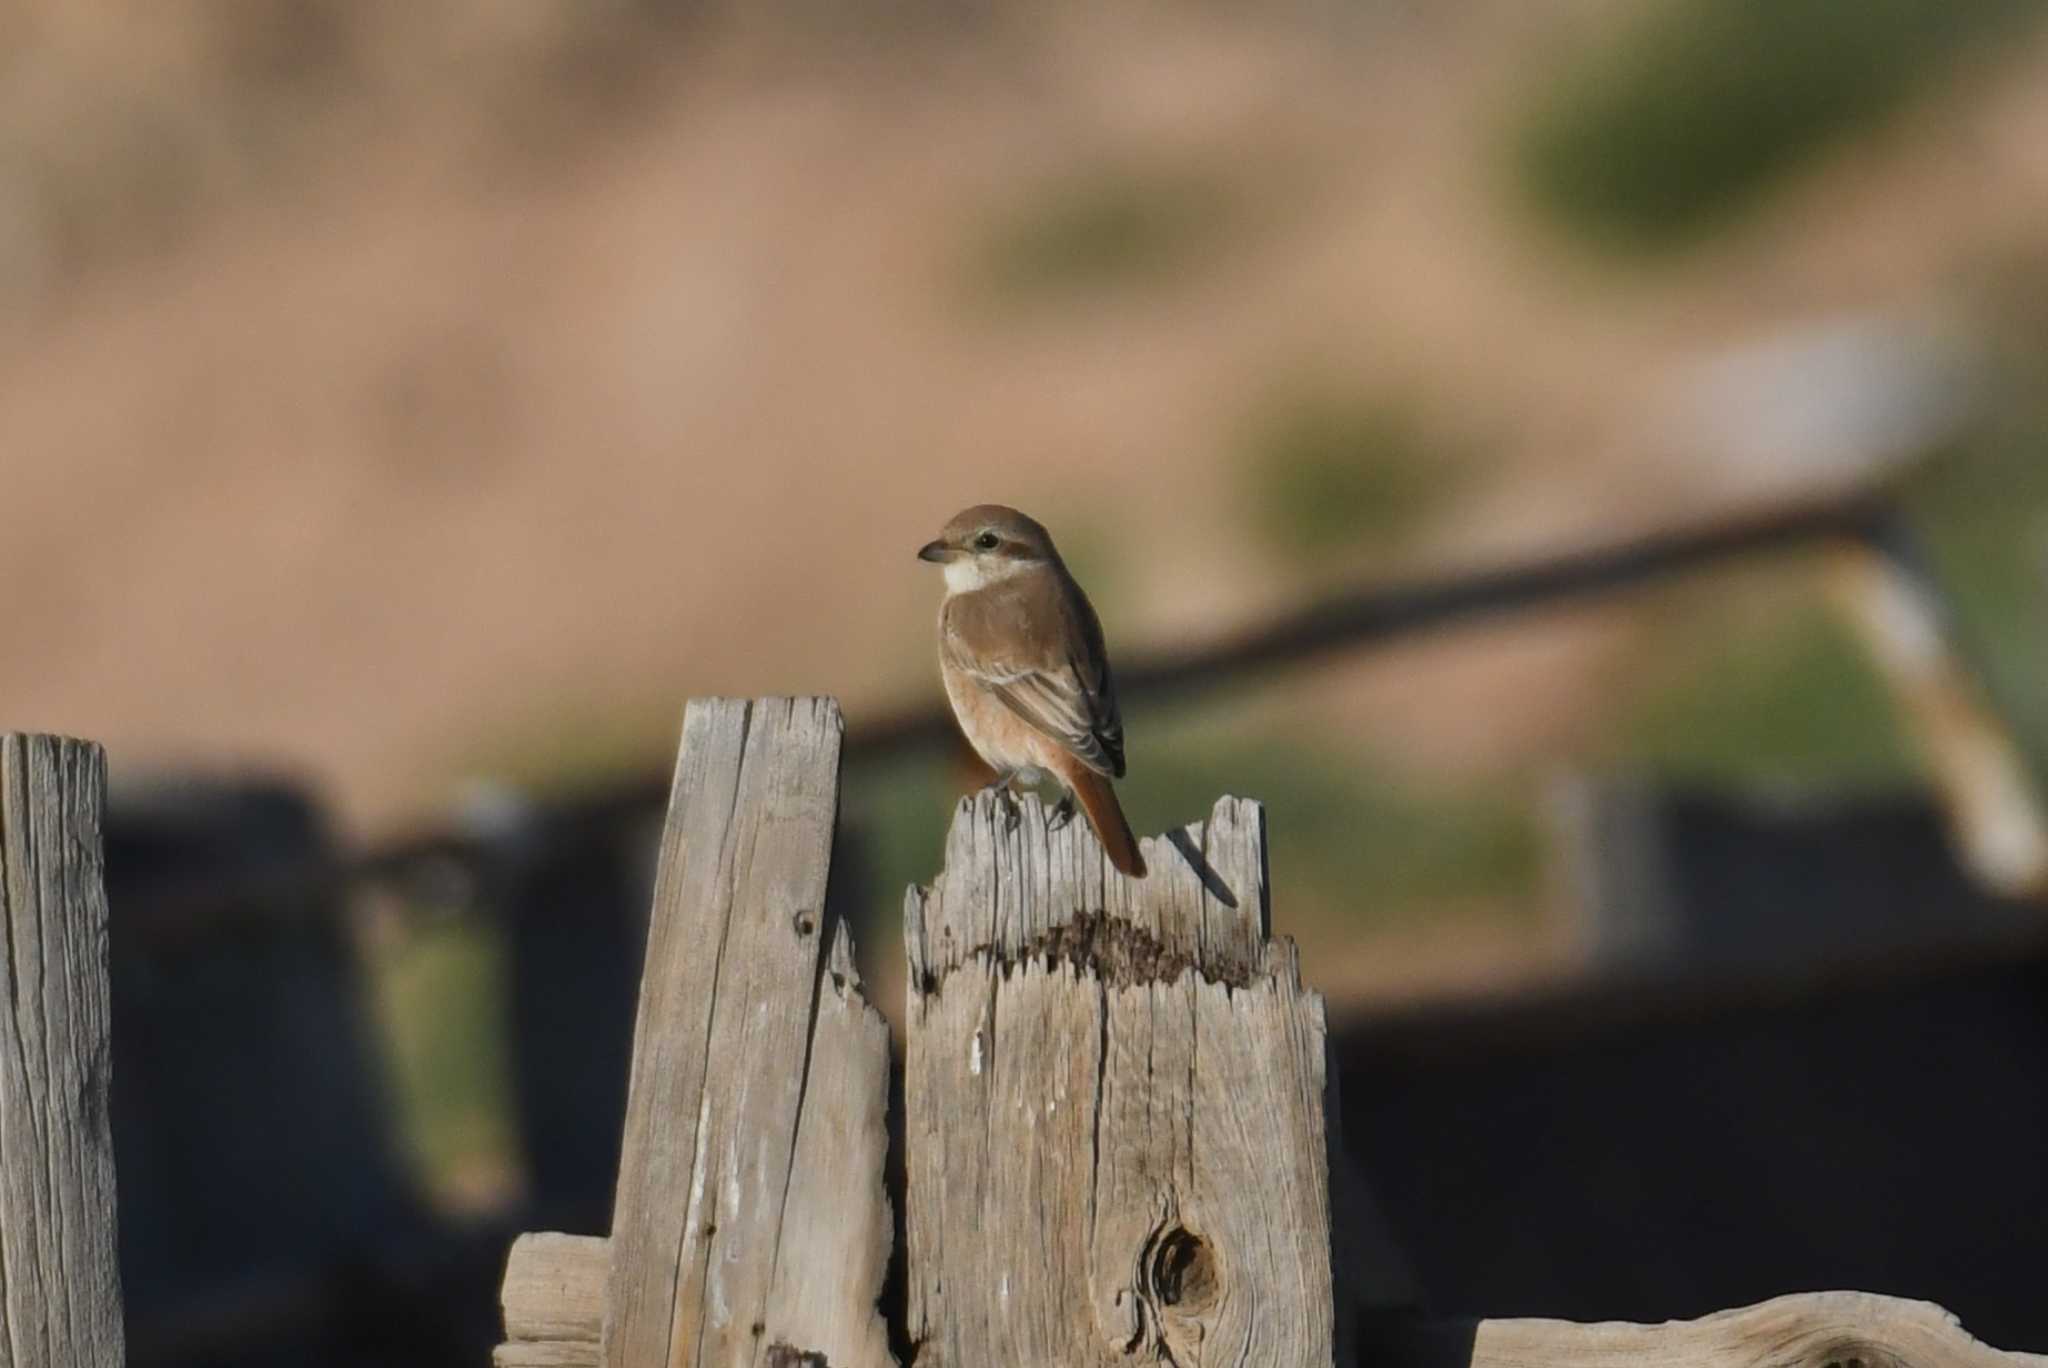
[
  {"left": 497, "top": 1233, "right": 607, "bottom": 1365},
  {"left": 0, "top": 735, "right": 125, "bottom": 1368},
  {"left": 600, "top": 697, "right": 893, "bottom": 1368},
  {"left": 903, "top": 791, "right": 1405, "bottom": 1367},
  {"left": 496, "top": 1343, "right": 600, "bottom": 1368},
  {"left": 1465, "top": 1291, "right": 2048, "bottom": 1368},
  {"left": 504, "top": 1233, "right": 609, "bottom": 1345}
]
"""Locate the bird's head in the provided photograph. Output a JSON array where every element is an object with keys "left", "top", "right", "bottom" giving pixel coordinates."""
[{"left": 917, "top": 504, "right": 1057, "bottom": 592}]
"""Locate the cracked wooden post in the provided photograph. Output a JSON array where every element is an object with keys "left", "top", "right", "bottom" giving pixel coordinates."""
[
  {"left": 494, "top": 697, "right": 894, "bottom": 1368},
  {"left": 901, "top": 791, "right": 1404, "bottom": 1366},
  {"left": 494, "top": 696, "right": 2045, "bottom": 1367},
  {"left": 0, "top": 734, "right": 126, "bottom": 1368}
]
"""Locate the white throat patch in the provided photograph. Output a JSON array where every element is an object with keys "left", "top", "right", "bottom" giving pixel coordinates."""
[{"left": 943, "top": 556, "right": 1032, "bottom": 593}]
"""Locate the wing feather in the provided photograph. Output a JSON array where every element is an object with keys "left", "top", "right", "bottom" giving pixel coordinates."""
[{"left": 942, "top": 572, "right": 1126, "bottom": 778}]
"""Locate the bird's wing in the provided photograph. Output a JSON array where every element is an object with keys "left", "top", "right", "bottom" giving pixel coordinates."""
[{"left": 943, "top": 576, "right": 1126, "bottom": 778}]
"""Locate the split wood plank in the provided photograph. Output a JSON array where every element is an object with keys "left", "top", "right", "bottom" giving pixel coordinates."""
[
  {"left": 599, "top": 697, "right": 893, "bottom": 1368},
  {"left": 0, "top": 734, "right": 125, "bottom": 1368},
  {"left": 901, "top": 791, "right": 1408, "bottom": 1368}
]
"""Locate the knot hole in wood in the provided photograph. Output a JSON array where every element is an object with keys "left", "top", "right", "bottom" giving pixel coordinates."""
[
  {"left": 1813, "top": 1343, "right": 1898, "bottom": 1368},
  {"left": 1146, "top": 1224, "right": 1219, "bottom": 1316},
  {"left": 764, "top": 1344, "right": 830, "bottom": 1367}
]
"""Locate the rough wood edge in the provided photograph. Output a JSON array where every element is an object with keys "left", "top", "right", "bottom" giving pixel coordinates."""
[
  {"left": 1460, "top": 1291, "right": 2048, "bottom": 1368},
  {"left": 904, "top": 791, "right": 1276, "bottom": 992}
]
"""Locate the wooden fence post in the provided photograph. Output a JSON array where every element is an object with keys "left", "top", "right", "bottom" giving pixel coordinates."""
[
  {"left": 0, "top": 734, "right": 125, "bottom": 1368},
  {"left": 901, "top": 790, "right": 1403, "bottom": 1367},
  {"left": 495, "top": 698, "right": 895, "bottom": 1368}
]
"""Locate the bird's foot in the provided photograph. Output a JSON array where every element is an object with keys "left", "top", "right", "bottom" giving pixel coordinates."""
[
  {"left": 1047, "top": 792, "right": 1077, "bottom": 832},
  {"left": 978, "top": 773, "right": 1023, "bottom": 832}
]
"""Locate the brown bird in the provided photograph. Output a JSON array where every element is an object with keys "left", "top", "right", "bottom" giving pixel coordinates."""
[{"left": 918, "top": 504, "right": 1146, "bottom": 878}]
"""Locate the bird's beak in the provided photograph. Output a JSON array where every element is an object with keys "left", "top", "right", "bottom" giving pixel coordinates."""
[{"left": 917, "top": 540, "right": 956, "bottom": 563}]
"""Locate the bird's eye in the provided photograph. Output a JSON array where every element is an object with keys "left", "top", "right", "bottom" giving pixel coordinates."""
[{"left": 974, "top": 532, "right": 1000, "bottom": 551}]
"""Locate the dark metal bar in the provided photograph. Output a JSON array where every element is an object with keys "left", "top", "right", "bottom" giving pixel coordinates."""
[{"left": 126, "top": 493, "right": 1893, "bottom": 922}]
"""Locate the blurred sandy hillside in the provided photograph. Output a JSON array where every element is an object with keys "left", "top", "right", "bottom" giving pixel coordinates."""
[{"left": 4, "top": 0, "right": 2048, "bottom": 835}]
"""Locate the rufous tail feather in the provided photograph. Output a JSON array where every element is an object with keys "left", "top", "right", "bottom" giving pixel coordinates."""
[{"left": 1066, "top": 766, "right": 1146, "bottom": 878}]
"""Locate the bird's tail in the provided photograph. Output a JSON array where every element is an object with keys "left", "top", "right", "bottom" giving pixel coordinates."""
[{"left": 1066, "top": 766, "right": 1147, "bottom": 878}]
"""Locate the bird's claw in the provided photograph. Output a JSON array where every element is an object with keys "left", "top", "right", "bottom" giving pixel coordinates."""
[
  {"left": 1047, "top": 793, "right": 1077, "bottom": 832},
  {"left": 978, "top": 775, "right": 1023, "bottom": 832}
]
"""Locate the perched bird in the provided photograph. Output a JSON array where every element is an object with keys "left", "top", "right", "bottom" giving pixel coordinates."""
[{"left": 918, "top": 504, "right": 1146, "bottom": 878}]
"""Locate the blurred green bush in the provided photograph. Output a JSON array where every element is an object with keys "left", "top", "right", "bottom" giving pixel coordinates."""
[
  {"left": 1619, "top": 586, "right": 1916, "bottom": 787},
  {"left": 1240, "top": 389, "right": 1457, "bottom": 566},
  {"left": 1121, "top": 724, "right": 1542, "bottom": 925},
  {"left": 1907, "top": 382, "right": 2048, "bottom": 776},
  {"left": 1517, "top": 0, "right": 2042, "bottom": 252},
  {"left": 972, "top": 161, "right": 1240, "bottom": 302},
  {"left": 368, "top": 917, "right": 519, "bottom": 1204}
]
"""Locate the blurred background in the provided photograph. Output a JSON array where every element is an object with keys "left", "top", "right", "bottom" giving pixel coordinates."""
[{"left": 8, "top": 0, "right": 2048, "bottom": 1362}]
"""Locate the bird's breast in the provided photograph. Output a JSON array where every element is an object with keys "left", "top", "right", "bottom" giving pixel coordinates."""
[{"left": 939, "top": 658, "right": 1060, "bottom": 774}]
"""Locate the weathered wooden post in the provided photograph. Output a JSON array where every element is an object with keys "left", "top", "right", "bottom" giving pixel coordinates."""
[
  {"left": 0, "top": 734, "right": 125, "bottom": 1368},
  {"left": 495, "top": 696, "right": 1385, "bottom": 1366},
  {"left": 497, "top": 697, "right": 894, "bottom": 1368},
  {"left": 901, "top": 790, "right": 1396, "bottom": 1365},
  {"left": 494, "top": 696, "right": 2046, "bottom": 1368}
]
